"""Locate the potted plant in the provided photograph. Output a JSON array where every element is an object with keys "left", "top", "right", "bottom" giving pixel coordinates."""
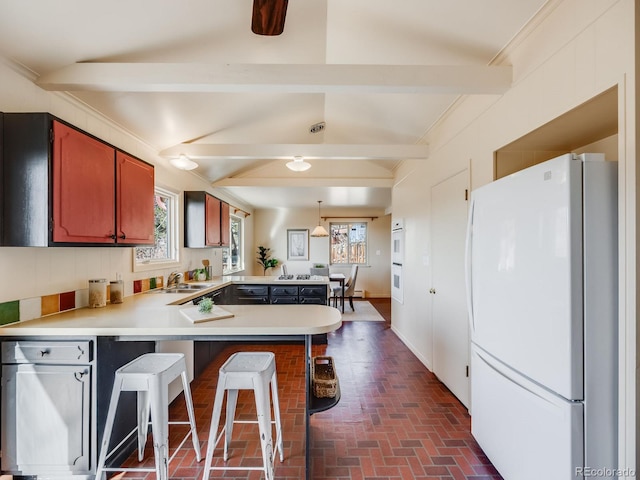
[
  {"left": 194, "top": 268, "right": 207, "bottom": 281},
  {"left": 256, "top": 246, "right": 279, "bottom": 275}
]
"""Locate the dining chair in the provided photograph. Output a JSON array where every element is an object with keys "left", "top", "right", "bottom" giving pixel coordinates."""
[{"left": 331, "top": 265, "right": 359, "bottom": 311}]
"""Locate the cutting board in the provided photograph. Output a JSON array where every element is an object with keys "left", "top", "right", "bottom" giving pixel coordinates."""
[{"left": 179, "top": 305, "right": 235, "bottom": 323}]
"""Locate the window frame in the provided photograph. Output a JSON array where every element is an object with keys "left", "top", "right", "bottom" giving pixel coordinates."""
[
  {"left": 223, "top": 213, "right": 244, "bottom": 274},
  {"left": 329, "top": 221, "right": 369, "bottom": 266},
  {"left": 132, "top": 185, "right": 180, "bottom": 272}
]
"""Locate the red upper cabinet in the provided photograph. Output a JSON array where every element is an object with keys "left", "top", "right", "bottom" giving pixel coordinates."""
[
  {"left": 184, "top": 191, "right": 230, "bottom": 248},
  {"left": 116, "top": 151, "right": 154, "bottom": 244},
  {"left": 1, "top": 114, "right": 155, "bottom": 246},
  {"left": 205, "top": 194, "right": 222, "bottom": 246},
  {"left": 220, "top": 201, "right": 230, "bottom": 247},
  {"left": 52, "top": 121, "right": 116, "bottom": 243}
]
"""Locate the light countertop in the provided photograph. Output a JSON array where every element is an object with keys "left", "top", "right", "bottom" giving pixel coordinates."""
[{"left": 0, "top": 276, "right": 340, "bottom": 338}]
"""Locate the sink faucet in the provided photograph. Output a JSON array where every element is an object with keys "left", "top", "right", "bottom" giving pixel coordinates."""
[{"left": 167, "top": 271, "right": 183, "bottom": 287}]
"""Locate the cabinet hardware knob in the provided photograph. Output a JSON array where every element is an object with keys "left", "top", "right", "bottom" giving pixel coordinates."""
[
  {"left": 119, "top": 233, "right": 126, "bottom": 239},
  {"left": 40, "top": 349, "right": 50, "bottom": 357},
  {"left": 110, "top": 234, "right": 117, "bottom": 240},
  {"left": 74, "top": 369, "right": 89, "bottom": 381}
]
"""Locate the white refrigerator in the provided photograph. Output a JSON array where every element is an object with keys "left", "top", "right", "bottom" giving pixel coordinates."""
[{"left": 465, "top": 153, "right": 618, "bottom": 480}]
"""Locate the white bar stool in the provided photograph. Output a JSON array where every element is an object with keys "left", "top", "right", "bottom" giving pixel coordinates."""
[
  {"left": 96, "top": 353, "right": 201, "bottom": 480},
  {"left": 202, "top": 351, "right": 284, "bottom": 480}
]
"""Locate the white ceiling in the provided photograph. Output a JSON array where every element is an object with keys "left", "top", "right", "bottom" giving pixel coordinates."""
[{"left": 0, "top": 0, "right": 547, "bottom": 209}]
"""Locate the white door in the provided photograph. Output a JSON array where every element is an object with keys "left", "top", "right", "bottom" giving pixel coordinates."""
[{"left": 431, "top": 169, "right": 469, "bottom": 407}]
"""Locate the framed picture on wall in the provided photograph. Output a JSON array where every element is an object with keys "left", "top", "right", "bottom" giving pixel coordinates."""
[{"left": 287, "top": 229, "right": 309, "bottom": 260}]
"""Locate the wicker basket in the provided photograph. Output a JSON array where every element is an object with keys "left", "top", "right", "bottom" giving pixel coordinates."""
[{"left": 312, "top": 356, "right": 338, "bottom": 398}]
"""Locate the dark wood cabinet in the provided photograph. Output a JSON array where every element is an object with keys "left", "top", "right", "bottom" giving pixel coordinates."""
[
  {"left": 1, "top": 113, "right": 154, "bottom": 246},
  {"left": 184, "top": 191, "right": 230, "bottom": 248}
]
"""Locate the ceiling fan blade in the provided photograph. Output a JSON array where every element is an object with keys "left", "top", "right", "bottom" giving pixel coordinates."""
[{"left": 252, "top": 0, "right": 288, "bottom": 36}]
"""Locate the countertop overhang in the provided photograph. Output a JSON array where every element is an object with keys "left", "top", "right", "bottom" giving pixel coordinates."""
[{"left": 0, "top": 275, "right": 341, "bottom": 338}]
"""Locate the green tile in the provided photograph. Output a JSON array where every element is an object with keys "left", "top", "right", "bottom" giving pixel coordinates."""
[
  {"left": 150, "top": 277, "right": 157, "bottom": 289},
  {"left": 0, "top": 301, "right": 20, "bottom": 326}
]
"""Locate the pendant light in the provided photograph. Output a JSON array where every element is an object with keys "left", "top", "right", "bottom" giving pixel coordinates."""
[{"left": 311, "top": 200, "right": 329, "bottom": 237}]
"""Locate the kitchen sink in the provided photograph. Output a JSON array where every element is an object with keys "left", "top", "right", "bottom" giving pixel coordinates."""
[{"left": 146, "top": 284, "right": 213, "bottom": 294}]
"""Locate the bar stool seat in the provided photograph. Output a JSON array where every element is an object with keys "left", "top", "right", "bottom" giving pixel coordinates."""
[
  {"left": 96, "top": 353, "right": 201, "bottom": 480},
  {"left": 202, "top": 351, "right": 284, "bottom": 480}
]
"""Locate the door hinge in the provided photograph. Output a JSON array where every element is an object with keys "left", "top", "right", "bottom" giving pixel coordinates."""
[
  {"left": 464, "top": 189, "right": 469, "bottom": 201},
  {"left": 49, "top": 127, "right": 54, "bottom": 143},
  {"left": 466, "top": 365, "right": 469, "bottom": 377}
]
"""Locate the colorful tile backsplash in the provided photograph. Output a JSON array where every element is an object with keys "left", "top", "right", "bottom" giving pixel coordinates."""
[{"left": 0, "top": 275, "right": 165, "bottom": 326}]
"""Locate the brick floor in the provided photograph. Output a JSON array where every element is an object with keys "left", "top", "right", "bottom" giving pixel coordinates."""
[{"left": 109, "top": 299, "right": 501, "bottom": 480}]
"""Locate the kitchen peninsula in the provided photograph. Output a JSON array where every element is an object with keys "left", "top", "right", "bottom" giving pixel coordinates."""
[{"left": 0, "top": 276, "right": 340, "bottom": 480}]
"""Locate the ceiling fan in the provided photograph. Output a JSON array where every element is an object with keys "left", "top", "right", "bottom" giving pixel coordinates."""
[{"left": 252, "top": 0, "right": 288, "bottom": 36}]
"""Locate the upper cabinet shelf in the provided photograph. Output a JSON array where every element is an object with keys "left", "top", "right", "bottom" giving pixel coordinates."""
[
  {"left": 184, "top": 191, "right": 230, "bottom": 248},
  {"left": 1, "top": 113, "right": 155, "bottom": 247}
]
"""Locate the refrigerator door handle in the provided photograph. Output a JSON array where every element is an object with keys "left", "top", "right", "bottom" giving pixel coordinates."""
[{"left": 465, "top": 198, "right": 476, "bottom": 334}]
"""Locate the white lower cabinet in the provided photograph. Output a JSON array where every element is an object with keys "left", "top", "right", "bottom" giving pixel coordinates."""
[{"left": 1, "top": 341, "right": 92, "bottom": 476}]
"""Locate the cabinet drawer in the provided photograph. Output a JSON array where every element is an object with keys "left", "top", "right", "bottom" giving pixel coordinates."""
[
  {"left": 300, "top": 285, "right": 328, "bottom": 296},
  {"left": 271, "top": 296, "right": 299, "bottom": 304},
  {"left": 300, "top": 297, "right": 327, "bottom": 305},
  {"left": 271, "top": 286, "right": 299, "bottom": 296},
  {"left": 235, "top": 285, "right": 269, "bottom": 296},
  {"left": 2, "top": 341, "right": 92, "bottom": 364},
  {"left": 236, "top": 296, "right": 269, "bottom": 304}
]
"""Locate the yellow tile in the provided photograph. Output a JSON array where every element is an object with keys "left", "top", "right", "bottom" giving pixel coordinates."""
[
  {"left": 141, "top": 278, "right": 150, "bottom": 292},
  {"left": 41, "top": 295, "right": 60, "bottom": 316}
]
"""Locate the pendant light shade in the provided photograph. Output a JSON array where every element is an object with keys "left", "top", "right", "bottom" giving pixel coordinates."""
[
  {"left": 286, "top": 156, "right": 311, "bottom": 172},
  {"left": 311, "top": 200, "right": 329, "bottom": 237}
]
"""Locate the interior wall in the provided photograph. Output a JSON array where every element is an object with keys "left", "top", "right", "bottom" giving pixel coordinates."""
[
  {"left": 0, "top": 61, "right": 255, "bottom": 304},
  {"left": 391, "top": 0, "right": 636, "bottom": 471},
  {"left": 252, "top": 207, "right": 391, "bottom": 298}
]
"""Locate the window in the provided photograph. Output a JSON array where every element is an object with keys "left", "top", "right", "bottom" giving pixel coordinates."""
[
  {"left": 223, "top": 214, "right": 244, "bottom": 274},
  {"left": 330, "top": 222, "right": 368, "bottom": 265},
  {"left": 133, "top": 186, "right": 179, "bottom": 270}
]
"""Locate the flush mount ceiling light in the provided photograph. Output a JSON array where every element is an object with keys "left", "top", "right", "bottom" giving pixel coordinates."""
[
  {"left": 286, "top": 155, "right": 311, "bottom": 172},
  {"left": 310, "top": 200, "right": 329, "bottom": 237},
  {"left": 169, "top": 154, "right": 198, "bottom": 171}
]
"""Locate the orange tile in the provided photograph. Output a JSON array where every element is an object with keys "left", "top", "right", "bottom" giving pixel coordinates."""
[{"left": 41, "top": 294, "right": 60, "bottom": 316}]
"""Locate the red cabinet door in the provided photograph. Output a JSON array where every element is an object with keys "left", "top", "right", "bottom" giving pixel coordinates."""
[
  {"left": 205, "top": 194, "right": 222, "bottom": 246},
  {"left": 116, "top": 152, "right": 154, "bottom": 244},
  {"left": 220, "top": 201, "right": 230, "bottom": 247},
  {"left": 52, "top": 121, "right": 115, "bottom": 243}
]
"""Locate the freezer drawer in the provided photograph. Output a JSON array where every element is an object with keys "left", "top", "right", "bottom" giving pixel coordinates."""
[{"left": 470, "top": 347, "right": 583, "bottom": 480}]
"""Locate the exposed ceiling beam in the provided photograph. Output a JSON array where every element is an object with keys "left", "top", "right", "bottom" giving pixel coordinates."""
[
  {"left": 213, "top": 177, "right": 394, "bottom": 188},
  {"left": 160, "top": 143, "right": 429, "bottom": 160},
  {"left": 36, "top": 63, "right": 512, "bottom": 94}
]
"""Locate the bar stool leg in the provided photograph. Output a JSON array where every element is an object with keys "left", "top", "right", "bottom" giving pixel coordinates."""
[
  {"left": 270, "top": 372, "right": 285, "bottom": 462},
  {"left": 149, "top": 378, "right": 169, "bottom": 480},
  {"left": 202, "top": 378, "right": 227, "bottom": 480},
  {"left": 136, "top": 390, "right": 150, "bottom": 461},
  {"left": 95, "top": 376, "right": 123, "bottom": 480},
  {"left": 254, "top": 378, "right": 274, "bottom": 480},
  {"left": 180, "top": 370, "right": 202, "bottom": 462},
  {"left": 223, "top": 389, "right": 239, "bottom": 461}
]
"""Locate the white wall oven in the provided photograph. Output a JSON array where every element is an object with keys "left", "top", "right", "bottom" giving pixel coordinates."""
[{"left": 391, "top": 219, "right": 404, "bottom": 303}]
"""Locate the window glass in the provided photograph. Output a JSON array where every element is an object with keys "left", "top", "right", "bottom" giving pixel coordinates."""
[
  {"left": 223, "top": 214, "right": 243, "bottom": 274},
  {"left": 134, "top": 187, "right": 179, "bottom": 267},
  {"left": 330, "top": 222, "right": 367, "bottom": 264}
]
